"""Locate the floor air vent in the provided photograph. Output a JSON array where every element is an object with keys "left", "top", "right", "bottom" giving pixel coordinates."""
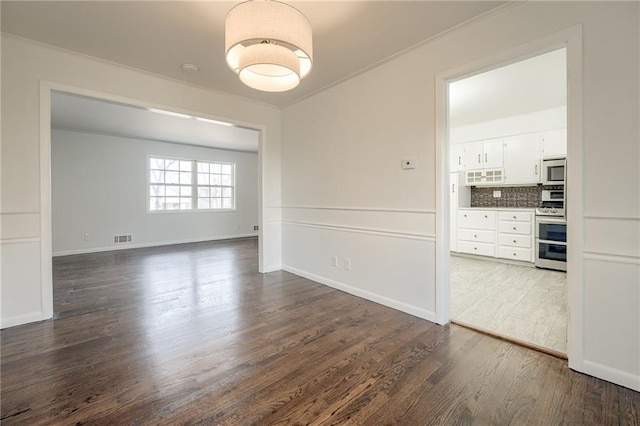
[{"left": 114, "top": 235, "right": 132, "bottom": 243}]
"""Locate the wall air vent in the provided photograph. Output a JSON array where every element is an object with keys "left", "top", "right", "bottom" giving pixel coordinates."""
[{"left": 114, "top": 235, "right": 132, "bottom": 243}]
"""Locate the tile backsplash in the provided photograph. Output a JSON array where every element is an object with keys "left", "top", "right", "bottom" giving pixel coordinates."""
[{"left": 471, "top": 186, "right": 541, "bottom": 208}]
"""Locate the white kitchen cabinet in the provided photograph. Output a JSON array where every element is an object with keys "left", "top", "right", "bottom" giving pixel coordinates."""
[
  {"left": 464, "top": 168, "right": 503, "bottom": 186},
  {"left": 450, "top": 172, "right": 470, "bottom": 253},
  {"left": 461, "top": 141, "right": 483, "bottom": 170},
  {"left": 540, "top": 128, "right": 567, "bottom": 159},
  {"left": 503, "top": 134, "right": 541, "bottom": 184},
  {"left": 457, "top": 209, "right": 497, "bottom": 257},
  {"left": 457, "top": 209, "right": 497, "bottom": 230},
  {"left": 482, "top": 139, "right": 504, "bottom": 168},
  {"left": 456, "top": 208, "right": 535, "bottom": 263},
  {"left": 461, "top": 138, "right": 503, "bottom": 171},
  {"left": 497, "top": 209, "right": 534, "bottom": 262},
  {"left": 450, "top": 144, "right": 465, "bottom": 172}
]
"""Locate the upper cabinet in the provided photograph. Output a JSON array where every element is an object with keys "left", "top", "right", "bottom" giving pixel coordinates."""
[
  {"left": 540, "top": 128, "right": 567, "bottom": 159},
  {"left": 503, "top": 134, "right": 541, "bottom": 184},
  {"left": 450, "top": 144, "right": 465, "bottom": 172},
  {"left": 452, "top": 128, "right": 565, "bottom": 186},
  {"left": 460, "top": 138, "right": 504, "bottom": 170}
]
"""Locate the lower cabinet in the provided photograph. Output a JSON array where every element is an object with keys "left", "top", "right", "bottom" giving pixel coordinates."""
[
  {"left": 497, "top": 210, "right": 534, "bottom": 262},
  {"left": 456, "top": 208, "right": 534, "bottom": 263}
]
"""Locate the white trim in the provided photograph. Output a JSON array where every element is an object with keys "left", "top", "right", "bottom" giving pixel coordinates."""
[
  {"left": 434, "top": 25, "right": 584, "bottom": 369},
  {"left": 281, "top": 205, "right": 436, "bottom": 214},
  {"left": 582, "top": 360, "right": 640, "bottom": 392},
  {"left": 583, "top": 252, "right": 640, "bottom": 265},
  {"left": 52, "top": 234, "right": 258, "bottom": 257},
  {"left": 0, "top": 237, "right": 41, "bottom": 245},
  {"left": 40, "top": 81, "right": 54, "bottom": 321},
  {"left": 282, "top": 220, "right": 436, "bottom": 242},
  {"left": 282, "top": 265, "right": 437, "bottom": 323},
  {"left": 1, "top": 311, "right": 46, "bottom": 329},
  {"left": 583, "top": 215, "right": 640, "bottom": 221},
  {"left": 264, "top": 264, "right": 282, "bottom": 273},
  {"left": 0, "top": 211, "right": 40, "bottom": 215}
]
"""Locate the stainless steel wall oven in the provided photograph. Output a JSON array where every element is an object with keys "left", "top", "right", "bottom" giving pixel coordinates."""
[{"left": 535, "top": 216, "right": 567, "bottom": 271}]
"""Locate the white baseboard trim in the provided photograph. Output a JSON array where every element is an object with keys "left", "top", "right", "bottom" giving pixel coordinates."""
[
  {"left": 52, "top": 233, "right": 258, "bottom": 257},
  {"left": 1, "top": 311, "right": 46, "bottom": 329},
  {"left": 282, "top": 264, "right": 436, "bottom": 323},
  {"left": 264, "top": 264, "right": 282, "bottom": 273},
  {"left": 582, "top": 360, "right": 640, "bottom": 391}
]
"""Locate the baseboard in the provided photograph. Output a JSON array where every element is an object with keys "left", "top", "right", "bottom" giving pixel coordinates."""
[
  {"left": 264, "top": 264, "right": 282, "bottom": 273},
  {"left": 52, "top": 233, "right": 258, "bottom": 257},
  {"left": 1, "top": 311, "right": 46, "bottom": 329},
  {"left": 282, "top": 265, "right": 436, "bottom": 323},
  {"left": 582, "top": 360, "right": 640, "bottom": 392}
]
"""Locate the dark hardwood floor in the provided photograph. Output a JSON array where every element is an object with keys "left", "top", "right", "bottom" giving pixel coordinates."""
[{"left": 1, "top": 238, "right": 638, "bottom": 425}]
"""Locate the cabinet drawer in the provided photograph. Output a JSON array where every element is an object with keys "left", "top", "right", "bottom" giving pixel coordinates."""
[
  {"left": 498, "top": 221, "right": 531, "bottom": 235},
  {"left": 458, "top": 229, "right": 495, "bottom": 244},
  {"left": 458, "top": 241, "right": 495, "bottom": 257},
  {"left": 498, "top": 246, "right": 533, "bottom": 262},
  {"left": 458, "top": 210, "right": 496, "bottom": 230},
  {"left": 498, "top": 234, "right": 532, "bottom": 248},
  {"left": 498, "top": 211, "right": 533, "bottom": 222}
]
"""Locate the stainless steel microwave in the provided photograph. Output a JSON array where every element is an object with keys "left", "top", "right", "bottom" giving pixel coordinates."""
[{"left": 542, "top": 158, "right": 566, "bottom": 185}]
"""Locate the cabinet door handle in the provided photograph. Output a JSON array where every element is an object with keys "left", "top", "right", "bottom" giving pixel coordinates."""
[
  {"left": 513, "top": 239, "right": 517, "bottom": 243},
  {"left": 535, "top": 164, "right": 538, "bottom": 175},
  {"left": 474, "top": 234, "right": 477, "bottom": 238},
  {"left": 474, "top": 247, "right": 477, "bottom": 250},
  {"left": 478, "top": 154, "right": 481, "bottom": 163},
  {"left": 458, "top": 156, "right": 461, "bottom": 165},
  {"left": 485, "top": 153, "right": 488, "bottom": 163},
  {"left": 452, "top": 183, "right": 455, "bottom": 193},
  {"left": 513, "top": 226, "right": 517, "bottom": 230},
  {"left": 513, "top": 215, "right": 517, "bottom": 219},
  {"left": 484, "top": 215, "right": 488, "bottom": 218},
  {"left": 464, "top": 214, "right": 467, "bottom": 218},
  {"left": 513, "top": 252, "right": 517, "bottom": 257}
]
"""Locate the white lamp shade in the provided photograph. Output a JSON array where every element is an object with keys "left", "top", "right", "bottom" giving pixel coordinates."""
[
  {"left": 225, "top": 0, "right": 313, "bottom": 91},
  {"left": 239, "top": 43, "right": 301, "bottom": 92}
]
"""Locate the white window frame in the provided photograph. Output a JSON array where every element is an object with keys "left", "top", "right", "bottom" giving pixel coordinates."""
[{"left": 146, "top": 155, "right": 237, "bottom": 214}]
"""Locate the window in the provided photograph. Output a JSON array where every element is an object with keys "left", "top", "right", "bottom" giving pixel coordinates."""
[{"left": 149, "top": 157, "right": 235, "bottom": 212}]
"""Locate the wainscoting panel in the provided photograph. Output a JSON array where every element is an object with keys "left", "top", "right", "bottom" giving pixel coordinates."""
[
  {"left": 282, "top": 208, "right": 436, "bottom": 322},
  {"left": 0, "top": 239, "right": 43, "bottom": 328}
]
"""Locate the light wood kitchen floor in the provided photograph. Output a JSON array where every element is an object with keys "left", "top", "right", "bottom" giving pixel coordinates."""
[{"left": 450, "top": 255, "right": 567, "bottom": 354}]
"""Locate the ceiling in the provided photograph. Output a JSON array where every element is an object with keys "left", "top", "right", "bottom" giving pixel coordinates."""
[
  {"left": 1, "top": 1, "right": 505, "bottom": 108},
  {"left": 52, "top": 92, "right": 260, "bottom": 152},
  {"left": 449, "top": 48, "right": 567, "bottom": 127}
]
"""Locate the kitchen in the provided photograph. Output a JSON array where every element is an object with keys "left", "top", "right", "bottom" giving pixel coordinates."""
[{"left": 448, "top": 49, "right": 568, "bottom": 355}]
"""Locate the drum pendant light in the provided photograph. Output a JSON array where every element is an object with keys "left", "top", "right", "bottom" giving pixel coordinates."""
[{"left": 225, "top": 0, "right": 313, "bottom": 92}]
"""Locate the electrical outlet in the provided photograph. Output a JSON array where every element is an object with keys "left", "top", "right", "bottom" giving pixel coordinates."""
[
  {"left": 253, "top": 225, "right": 259, "bottom": 231},
  {"left": 331, "top": 256, "right": 338, "bottom": 267},
  {"left": 84, "top": 233, "right": 90, "bottom": 241},
  {"left": 344, "top": 258, "right": 351, "bottom": 271}
]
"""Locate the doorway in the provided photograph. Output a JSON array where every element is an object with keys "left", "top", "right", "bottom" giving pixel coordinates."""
[
  {"left": 39, "top": 83, "right": 268, "bottom": 320},
  {"left": 446, "top": 49, "right": 568, "bottom": 355}
]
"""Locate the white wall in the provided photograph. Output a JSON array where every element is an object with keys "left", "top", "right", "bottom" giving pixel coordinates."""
[
  {"left": 51, "top": 129, "right": 258, "bottom": 255},
  {"left": 450, "top": 106, "right": 566, "bottom": 144},
  {"left": 1, "top": 35, "right": 282, "bottom": 328},
  {"left": 282, "top": 1, "right": 639, "bottom": 391}
]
